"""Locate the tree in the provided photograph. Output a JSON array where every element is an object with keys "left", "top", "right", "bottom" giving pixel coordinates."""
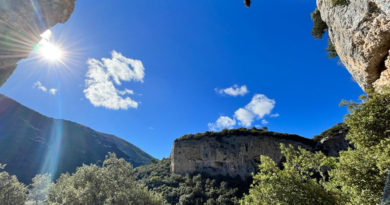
[
  {"left": 240, "top": 145, "right": 339, "bottom": 205},
  {"left": 28, "top": 173, "right": 51, "bottom": 205},
  {"left": 327, "top": 90, "right": 390, "bottom": 204},
  {"left": 47, "top": 153, "right": 167, "bottom": 205},
  {"left": 242, "top": 90, "right": 390, "bottom": 205},
  {"left": 311, "top": 8, "right": 339, "bottom": 58},
  {"left": 0, "top": 164, "right": 27, "bottom": 205}
]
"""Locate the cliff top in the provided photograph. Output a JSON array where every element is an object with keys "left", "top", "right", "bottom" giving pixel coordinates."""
[
  {"left": 175, "top": 127, "right": 316, "bottom": 146},
  {"left": 312, "top": 123, "right": 349, "bottom": 142}
]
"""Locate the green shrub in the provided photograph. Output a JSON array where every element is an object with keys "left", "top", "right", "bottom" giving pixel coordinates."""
[
  {"left": 47, "top": 153, "right": 166, "bottom": 205},
  {"left": 242, "top": 89, "right": 390, "bottom": 205},
  {"left": 0, "top": 164, "right": 27, "bottom": 205},
  {"left": 331, "top": 0, "right": 349, "bottom": 7},
  {"left": 240, "top": 145, "right": 338, "bottom": 205},
  {"left": 326, "top": 38, "right": 338, "bottom": 58},
  {"left": 311, "top": 9, "right": 328, "bottom": 39},
  {"left": 134, "top": 158, "right": 248, "bottom": 205}
]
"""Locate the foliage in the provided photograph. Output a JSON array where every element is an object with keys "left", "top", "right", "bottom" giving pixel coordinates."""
[
  {"left": 326, "top": 38, "right": 338, "bottom": 58},
  {"left": 330, "top": 0, "right": 349, "bottom": 7},
  {"left": 28, "top": 173, "right": 51, "bottom": 205},
  {"left": 343, "top": 90, "right": 390, "bottom": 149},
  {"left": 0, "top": 163, "right": 27, "bottom": 205},
  {"left": 240, "top": 145, "right": 338, "bottom": 205},
  {"left": 134, "top": 158, "right": 250, "bottom": 205},
  {"left": 243, "top": 90, "right": 390, "bottom": 205},
  {"left": 47, "top": 153, "right": 166, "bottom": 205},
  {"left": 311, "top": 9, "right": 328, "bottom": 39},
  {"left": 311, "top": 9, "right": 339, "bottom": 58},
  {"left": 327, "top": 90, "right": 390, "bottom": 204}
]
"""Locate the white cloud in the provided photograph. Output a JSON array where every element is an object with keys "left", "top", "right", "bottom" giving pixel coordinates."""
[
  {"left": 208, "top": 94, "right": 276, "bottom": 130},
  {"left": 49, "top": 88, "right": 57, "bottom": 95},
  {"left": 215, "top": 84, "right": 249, "bottom": 97},
  {"left": 83, "top": 51, "right": 145, "bottom": 110},
  {"left": 208, "top": 116, "right": 237, "bottom": 131},
  {"left": 234, "top": 108, "right": 255, "bottom": 127},
  {"left": 245, "top": 94, "right": 275, "bottom": 118},
  {"left": 118, "top": 89, "right": 134, "bottom": 95},
  {"left": 270, "top": 113, "right": 280, "bottom": 118},
  {"left": 234, "top": 94, "right": 275, "bottom": 127},
  {"left": 34, "top": 81, "right": 58, "bottom": 95},
  {"left": 34, "top": 81, "right": 47, "bottom": 92}
]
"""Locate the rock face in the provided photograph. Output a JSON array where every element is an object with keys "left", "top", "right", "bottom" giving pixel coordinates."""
[
  {"left": 313, "top": 123, "right": 350, "bottom": 157},
  {"left": 170, "top": 128, "right": 316, "bottom": 179},
  {"left": 317, "top": 0, "right": 390, "bottom": 90},
  {"left": 0, "top": 0, "right": 77, "bottom": 87}
]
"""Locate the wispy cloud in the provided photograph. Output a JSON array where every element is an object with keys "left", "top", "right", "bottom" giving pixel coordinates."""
[
  {"left": 215, "top": 84, "right": 249, "bottom": 97},
  {"left": 208, "top": 94, "right": 277, "bottom": 130},
  {"left": 34, "top": 81, "right": 57, "bottom": 95},
  {"left": 208, "top": 116, "right": 237, "bottom": 131},
  {"left": 83, "top": 51, "right": 145, "bottom": 110},
  {"left": 34, "top": 81, "right": 47, "bottom": 92}
]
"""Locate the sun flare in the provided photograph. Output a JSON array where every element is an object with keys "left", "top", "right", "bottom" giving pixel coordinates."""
[
  {"left": 39, "top": 41, "right": 63, "bottom": 62},
  {"left": 36, "top": 30, "right": 64, "bottom": 63}
]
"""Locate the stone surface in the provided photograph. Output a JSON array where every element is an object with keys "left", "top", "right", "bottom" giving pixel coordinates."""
[
  {"left": 170, "top": 129, "right": 316, "bottom": 179},
  {"left": 314, "top": 123, "right": 350, "bottom": 157},
  {"left": 0, "top": 0, "right": 77, "bottom": 87},
  {"left": 317, "top": 0, "right": 390, "bottom": 90}
]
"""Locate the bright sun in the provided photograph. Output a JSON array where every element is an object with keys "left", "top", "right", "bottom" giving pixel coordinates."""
[
  {"left": 37, "top": 30, "right": 64, "bottom": 62},
  {"left": 40, "top": 42, "right": 63, "bottom": 62}
]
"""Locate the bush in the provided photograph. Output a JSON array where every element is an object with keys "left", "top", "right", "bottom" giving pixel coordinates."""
[
  {"left": 240, "top": 145, "right": 338, "bottom": 205},
  {"left": 326, "top": 38, "right": 338, "bottom": 58},
  {"left": 311, "top": 9, "right": 328, "bottom": 39},
  {"left": 331, "top": 0, "right": 349, "bottom": 7},
  {"left": 0, "top": 164, "right": 27, "bottom": 205},
  {"left": 327, "top": 90, "right": 390, "bottom": 204},
  {"left": 243, "top": 90, "right": 390, "bottom": 205},
  {"left": 134, "top": 158, "right": 248, "bottom": 205},
  {"left": 47, "top": 153, "right": 167, "bottom": 205}
]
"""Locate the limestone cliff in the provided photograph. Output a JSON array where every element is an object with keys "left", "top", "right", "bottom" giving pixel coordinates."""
[
  {"left": 170, "top": 128, "right": 316, "bottom": 179},
  {"left": 317, "top": 0, "right": 390, "bottom": 91},
  {"left": 0, "top": 0, "right": 77, "bottom": 87}
]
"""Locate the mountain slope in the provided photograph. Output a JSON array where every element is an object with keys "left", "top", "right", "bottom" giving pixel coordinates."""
[{"left": 0, "top": 94, "right": 154, "bottom": 184}]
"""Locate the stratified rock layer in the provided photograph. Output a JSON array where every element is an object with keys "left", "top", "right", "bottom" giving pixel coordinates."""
[
  {"left": 171, "top": 129, "right": 316, "bottom": 179},
  {"left": 0, "top": 0, "right": 77, "bottom": 86},
  {"left": 317, "top": 0, "right": 390, "bottom": 90}
]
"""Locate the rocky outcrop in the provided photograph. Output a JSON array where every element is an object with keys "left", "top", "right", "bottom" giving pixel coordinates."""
[
  {"left": 0, "top": 0, "right": 77, "bottom": 87},
  {"left": 313, "top": 123, "right": 350, "bottom": 157},
  {"left": 171, "top": 126, "right": 351, "bottom": 179},
  {"left": 317, "top": 0, "right": 390, "bottom": 91},
  {"left": 170, "top": 128, "right": 316, "bottom": 179}
]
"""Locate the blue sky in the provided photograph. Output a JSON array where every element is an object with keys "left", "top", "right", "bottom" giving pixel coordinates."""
[{"left": 0, "top": 0, "right": 363, "bottom": 159}]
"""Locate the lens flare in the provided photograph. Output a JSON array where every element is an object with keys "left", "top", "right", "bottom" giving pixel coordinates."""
[{"left": 36, "top": 30, "right": 64, "bottom": 62}]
